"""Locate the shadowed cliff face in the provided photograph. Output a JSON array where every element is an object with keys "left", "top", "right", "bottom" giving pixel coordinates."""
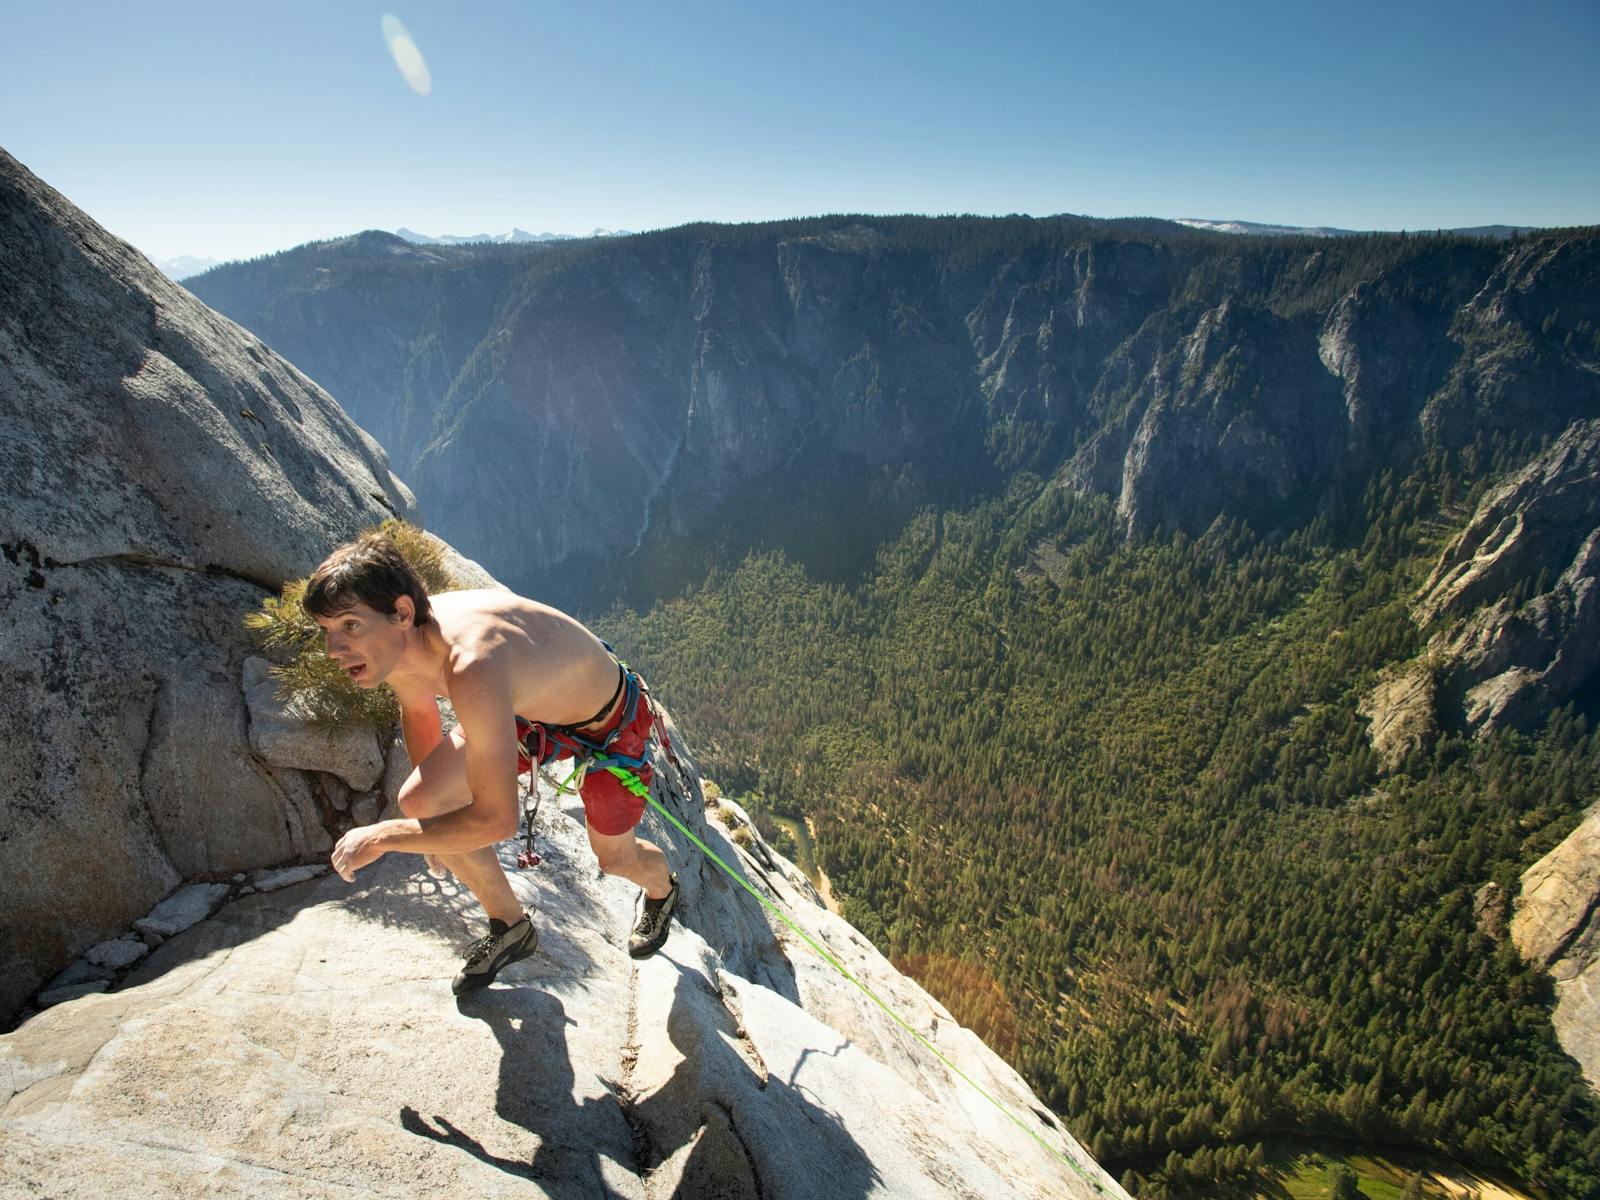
[{"left": 187, "top": 218, "right": 1600, "bottom": 608}]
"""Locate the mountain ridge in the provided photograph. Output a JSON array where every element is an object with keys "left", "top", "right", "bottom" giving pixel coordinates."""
[
  {"left": 185, "top": 214, "right": 1600, "bottom": 612},
  {"left": 396, "top": 225, "right": 635, "bottom": 245},
  {"left": 1175, "top": 217, "right": 1537, "bottom": 239}
]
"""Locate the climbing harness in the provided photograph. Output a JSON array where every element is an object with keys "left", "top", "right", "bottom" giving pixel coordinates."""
[
  {"left": 514, "top": 646, "right": 663, "bottom": 869},
  {"left": 546, "top": 660, "right": 658, "bottom": 795}
]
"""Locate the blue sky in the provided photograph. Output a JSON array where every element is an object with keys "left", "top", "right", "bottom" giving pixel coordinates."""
[{"left": 2, "top": 0, "right": 1596, "bottom": 261}]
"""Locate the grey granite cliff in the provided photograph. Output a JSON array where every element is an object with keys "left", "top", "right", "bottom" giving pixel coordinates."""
[
  {"left": 1, "top": 726, "right": 1122, "bottom": 1199},
  {"left": 0, "top": 145, "right": 417, "bottom": 1021}
]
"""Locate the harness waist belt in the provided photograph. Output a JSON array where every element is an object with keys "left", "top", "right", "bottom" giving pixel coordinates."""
[{"left": 552, "top": 659, "right": 625, "bottom": 734}]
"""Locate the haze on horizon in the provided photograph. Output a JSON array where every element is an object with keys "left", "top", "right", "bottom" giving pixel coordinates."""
[{"left": 1, "top": 0, "right": 1596, "bottom": 263}]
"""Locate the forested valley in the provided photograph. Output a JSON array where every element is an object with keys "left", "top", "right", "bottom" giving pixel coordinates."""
[
  {"left": 608, "top": 436, "right": 1600, "bottom": 1198},
  {"left": 183, "top": 208, "right": 1600, "bottom": 1197}
]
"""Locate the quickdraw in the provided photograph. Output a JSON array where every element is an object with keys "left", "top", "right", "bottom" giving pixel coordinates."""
[
  {"left": 517, "top": 755, "right": 585, "bottom": 869},
  {"left": 516, "top": 782, "right": 543, "bottom": 868}
]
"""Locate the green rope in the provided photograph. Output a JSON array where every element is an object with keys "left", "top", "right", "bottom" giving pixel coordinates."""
[
  {"left": 606, "top": 764, "right": 653, "bottom": 798},
  {"left": 643, "top": 790, "right": 1107, "bottom": 1194}
]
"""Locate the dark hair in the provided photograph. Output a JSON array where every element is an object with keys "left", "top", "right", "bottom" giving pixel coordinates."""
[{"left": 303, "top": 532, "right": 434, "bottom": 627}]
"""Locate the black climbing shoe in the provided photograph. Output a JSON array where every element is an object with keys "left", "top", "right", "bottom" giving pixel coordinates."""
[
  {"left": 452, "top": 911, "right": 538, "bottom": 995},
  {"left": 629, "top": 874, "right": 679, "bottom": 959}
]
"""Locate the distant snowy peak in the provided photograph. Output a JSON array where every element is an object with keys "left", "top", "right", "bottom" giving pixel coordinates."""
[
  {"left": 1176, "top": 218, "right": 1534, "bottom": 239},
  {"left": 154, "top": 254, "right": 221, "bottom": 280},
  {"left": 1176, "top": 218, "right": 1359, "bottom": 238},
  {"left": 395, "top": 226, "right": 633, "bottom": 245}
]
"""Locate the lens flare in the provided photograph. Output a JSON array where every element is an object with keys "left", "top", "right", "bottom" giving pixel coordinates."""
[{"left": 380, "top": 14, "right": 432, "bottom": 96}]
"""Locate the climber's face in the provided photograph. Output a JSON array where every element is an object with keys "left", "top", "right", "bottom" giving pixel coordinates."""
[{"left": 314, "top": 597, "right": 413, "bottom": 688}]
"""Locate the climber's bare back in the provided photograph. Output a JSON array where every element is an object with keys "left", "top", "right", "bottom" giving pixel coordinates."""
[{"left": 418, "top": 590, "right": 622, "bottom": 728}]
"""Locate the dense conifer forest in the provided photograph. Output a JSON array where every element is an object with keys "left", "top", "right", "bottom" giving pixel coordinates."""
[{"left": 607, "top": 438, "right": 1600, "bottom": 1198}]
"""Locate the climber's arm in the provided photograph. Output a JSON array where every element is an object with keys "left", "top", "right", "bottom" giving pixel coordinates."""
[
  {"left": 330, "top": 659, "right": 520, "bottom": 880},
  {"left": 436, "top": 658, "right": 522, "bottom": 844},
  {"left": 399, "top": 695, "right": 444, "bottom": 766}
]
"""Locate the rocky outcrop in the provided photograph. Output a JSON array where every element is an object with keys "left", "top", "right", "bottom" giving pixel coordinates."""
[
  {"left": 1413, "top": 419, "right": 1600, "bottom": 734},
  {"left": 1511, "top": 802, "right": 1600, "bottom": 1090},
  {"left": 0, "top": 708, "right": 1123, "bottom": 1199},
  {"left": 243, "top": 656, "right": 386, "bottom": 790},
  {"left": 1360, "top": 420, "right": 1600, "bottom": 761},
  {"left": 1474, "top": 881, "right": 1510, "bottom": 943},
  {"left": 1357, "top": 664, "right": 1438, "bottom": 770},
  {"left": 0, "top": 145, "right": 417, "bottom": 1023}
]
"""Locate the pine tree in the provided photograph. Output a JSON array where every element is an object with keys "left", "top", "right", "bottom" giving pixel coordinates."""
[{"left": 1329, "top": 1163, "right": 1362, "bottom": 1200}]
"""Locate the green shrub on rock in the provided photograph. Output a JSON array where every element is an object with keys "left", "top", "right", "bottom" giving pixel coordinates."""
[{"left": 244, "top": 520, "right": 462, "bottom": 730}]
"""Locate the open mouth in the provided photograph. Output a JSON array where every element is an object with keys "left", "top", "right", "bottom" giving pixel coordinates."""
[{"left": 345, "top": 663, "right": 367, "bottom": 681}]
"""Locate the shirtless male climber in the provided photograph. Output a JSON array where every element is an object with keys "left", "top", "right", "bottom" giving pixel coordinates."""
[{"left": 304, "top": 532, "right": 679, "bottom": 993}]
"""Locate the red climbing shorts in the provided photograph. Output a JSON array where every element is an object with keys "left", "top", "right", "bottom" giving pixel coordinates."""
[{"left": 516, "top": 695, "right": 656, "bottom": 837}]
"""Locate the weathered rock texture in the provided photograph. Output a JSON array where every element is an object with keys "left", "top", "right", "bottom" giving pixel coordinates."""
[
  {"left": 243, "top": 656, "right": 386, "bottom": 790},
  {"left": 0, "top": 711, "right": 1121, "bottom": 1199},
  {"left": 1357, "top": 664, "right": 1438, "bottom": 770},
  {"left": 1415, "top": 419, "right": 1600, "bottom": 735},
  {"left": 1511, "top": 801, "right": 1600, "bottom": 1090},
  {"left": 187, "top": 219, "right": 1600, "bottom": 608},
  {"left": 0, "top": 145, "right": 417, "bottom": 1022}
]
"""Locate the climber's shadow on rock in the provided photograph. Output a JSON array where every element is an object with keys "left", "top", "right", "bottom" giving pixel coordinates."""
[
  {"left": 433, "top": 963, "right": 880, "bottom": 1199},
  {"left": 397, "top": 1106, "right": 531, "bottom": 1179},
  {"left": 625, "top": 965, "right": 880, "bottom": 1198},
  {"left": 665, "top": 839, "right": 803, "bottom": 1010},
  {"left": 416, "top": 986, "right": 637, "bottom": 1198}
]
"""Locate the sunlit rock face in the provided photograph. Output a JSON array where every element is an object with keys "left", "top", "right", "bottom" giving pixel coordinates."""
[
  {"left": 1357, "top": 665, "right": 1438, "bottom": 771},
  {"left": 0, "top": 706, "right": 1124, "bottom": 1200},
  {"left": 1512, "top": 801, "right": 1600, "bottom": 1091},
  {"left": 0, "top": 145, "right": 416, "bottom": 1022},
  {"left": 1414, "top": 419, "right": 1600, "bottom": 735}
]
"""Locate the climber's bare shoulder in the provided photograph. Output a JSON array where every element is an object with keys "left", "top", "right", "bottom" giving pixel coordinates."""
[{"left": 428, "top": 590, "right": 620, "bottom": 727}]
